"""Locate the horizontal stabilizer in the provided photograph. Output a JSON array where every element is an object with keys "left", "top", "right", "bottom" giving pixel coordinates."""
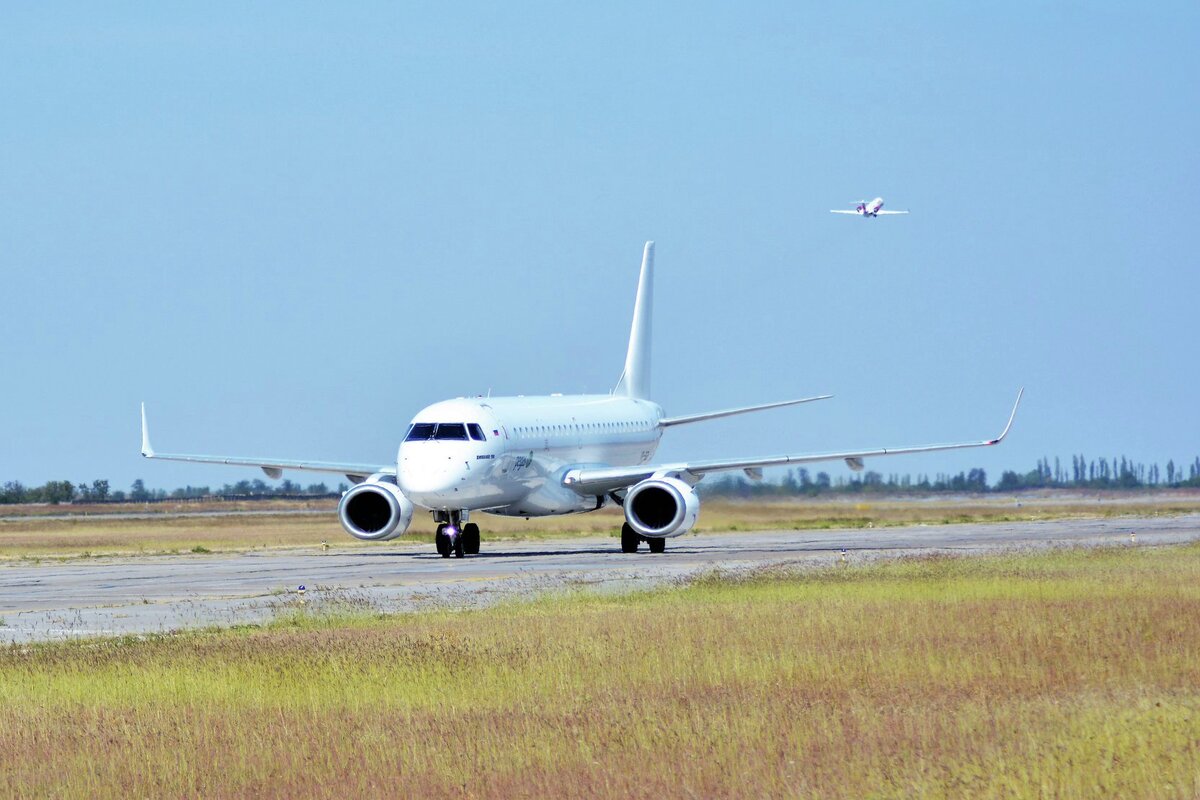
[{"left": 660, "top": 394, "right": 832, "bottom": 427}]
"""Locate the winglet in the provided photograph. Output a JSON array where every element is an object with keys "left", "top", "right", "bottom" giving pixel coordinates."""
[
  {"left": 140, "top": 402, "right": 155, "bottom": 457},
  {"left": 988, "top": 388, "right": 1024, "bottom": 445}
]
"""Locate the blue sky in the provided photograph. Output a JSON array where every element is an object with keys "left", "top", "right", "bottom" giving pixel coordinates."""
[{"left": 2, "top": 3, "right": 1197, "bottom": 490}]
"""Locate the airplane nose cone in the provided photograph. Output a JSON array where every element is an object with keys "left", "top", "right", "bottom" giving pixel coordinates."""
[
  {"left": 398, "top": 452, "right": 471, "bottom": 504},
  {"left": 399, "top": 470, "right": 461, "bottom": 496}
]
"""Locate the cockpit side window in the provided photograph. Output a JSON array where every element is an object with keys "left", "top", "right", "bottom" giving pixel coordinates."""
[
  {"left": 405, "top": 423, "right": 436, "bottom": 441},
  {"left": 434, "top": 423, "right": 468, "bottom": 440},
  {"left": 467, "top": 423, "right": 486, "bottom": 441}
]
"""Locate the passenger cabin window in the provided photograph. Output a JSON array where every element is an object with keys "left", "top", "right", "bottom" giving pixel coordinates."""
[{"left": 467, "top": 423, "right": 486, "bottom": 441}]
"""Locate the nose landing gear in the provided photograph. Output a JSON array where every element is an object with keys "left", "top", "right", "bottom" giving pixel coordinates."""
[
  {"left": 434, "top": 511, "right": 480, "bottom": 558},
  {"left": 462, "top": 523, "right": 481, "bottom": 555}
]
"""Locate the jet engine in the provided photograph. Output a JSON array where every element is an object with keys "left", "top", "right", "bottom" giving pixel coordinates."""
[
  {"left": 623, "top": 476, "right": 700, "bottom": 538},
  {"left": 337, "top": 475, "right": 414, "bottom": 541}
]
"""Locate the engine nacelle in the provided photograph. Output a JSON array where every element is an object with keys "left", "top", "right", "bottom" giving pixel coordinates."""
[
  {"left": 337, "top": 476, "right": 414, "bottom": 542},
  {"left": 624, "top": 476, "right": 700, "bottom": 538}
]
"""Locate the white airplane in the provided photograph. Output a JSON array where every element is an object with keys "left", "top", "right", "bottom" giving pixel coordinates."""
[
  {"left": 140, "top": 242, "right": 1020, "bottom": 558},
  {"left": 831, "top": 197, "right": 909, "bottom": 218}
]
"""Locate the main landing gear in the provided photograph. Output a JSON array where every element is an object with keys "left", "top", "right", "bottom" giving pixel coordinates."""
[
  {"left": 621, "top": 522, "right": 666, "bottom": 554},
  {"left": 434, "top": 511, "right": 481, "bottom": 558}
]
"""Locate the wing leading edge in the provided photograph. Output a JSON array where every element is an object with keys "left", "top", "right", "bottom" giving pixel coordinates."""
[
  {"left": 140, "top": 404, "right": 393, "bottom": 481},
  {"left": 563, "top": 389, "right": 1024, "bottom": 496}
]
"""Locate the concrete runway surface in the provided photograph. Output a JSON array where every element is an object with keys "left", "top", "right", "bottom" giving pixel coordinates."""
[{"left": 2, "top": 514, "right": 1196, "bottom": 643}]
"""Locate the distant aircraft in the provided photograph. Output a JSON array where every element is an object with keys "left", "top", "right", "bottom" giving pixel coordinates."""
[
  {"left": 831, "top": 197, "right": 909, "bottom": 218},
  {"left": 141, "top": 242, "right": 1020, "bottom": 558}
]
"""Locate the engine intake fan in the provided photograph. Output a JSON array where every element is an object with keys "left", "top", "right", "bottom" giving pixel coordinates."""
[
  {"left": 338, "top": 476, "right": 414, "bottom": 542},
  {"left": 624, "top": 476, "right": 700, "bottom": 538}
]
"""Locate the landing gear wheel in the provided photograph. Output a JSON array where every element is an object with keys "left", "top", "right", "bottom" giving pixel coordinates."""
[
  {"left": 621, "top": 523, "right": 640, "bottom": 553},
  {"left": 435, "top": 524, "right": 451, "bottom": 558},
  {"left": 453, "top": 529, "right": 466, "bottom": 559},
  {"left": 463, "top": 523, "right": 481, "bottom": 555},
  {"left": 647, "top": 537, "right": 666, "bottom": 554}
]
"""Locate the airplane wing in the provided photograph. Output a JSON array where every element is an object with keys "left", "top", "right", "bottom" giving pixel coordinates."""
[
  {"left": 139, "top": 404, "right": 393, "bottom": 481},
  {"left": 876, "top": 210, "right": 909, "bottom": 215},
  {"left": 563, "top": 389, "right": 1023, "bottom": 497},
  {"left": 829, "top": 210, "right": 861, "bottom": 214}
]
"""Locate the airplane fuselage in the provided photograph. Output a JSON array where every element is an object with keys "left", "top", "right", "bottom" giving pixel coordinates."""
[
  {"left": 139, "top": 239, "right": 1007, "bottom": 559},
  {"left": 397, "top": 395, "right": 663, "bottom": 516},
  {"left": 860, "top": 197, "right": 886, "bottom": 217}
]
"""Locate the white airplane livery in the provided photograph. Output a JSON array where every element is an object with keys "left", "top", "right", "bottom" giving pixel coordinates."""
[
  {"left": 141, "top": 242, "right": 1020, "bottom": 557},
  {"left": 831, "top": 197, "right": 909, "bottom": 218}
]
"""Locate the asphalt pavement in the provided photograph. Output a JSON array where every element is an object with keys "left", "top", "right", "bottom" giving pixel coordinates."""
[{"left": 1, "top": 513, "right": 1194, "bottom": 642}]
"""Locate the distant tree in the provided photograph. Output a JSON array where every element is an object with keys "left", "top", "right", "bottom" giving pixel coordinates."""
[
  {"left": 967, "top": 468, "right": 987, "bottom": 492},
  {"left": 306, "top": 482, "right": 329, "bottom": 495},
  {"left": 130, "top": 479, "right": 151, "bottom": 502},
  {"left": 997, "top": 471, "right": 1022, "bottom": 491},
  {"left": 0, "top": 481, "right": 27, "bottom": 504},
  {"left": 91, "top": 479, "right": 110, "bottom": 501},
  {"left": 42, "top": 480, "right": 75, "bottom": 505}
]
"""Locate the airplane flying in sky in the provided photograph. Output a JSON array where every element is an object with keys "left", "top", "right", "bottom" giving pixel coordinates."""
[
  {"left": 830, "top": 197, "right": 909, "bottom": 217},
  {"left": 141, "top": 242, "right": 1020, "bottom": 558}
]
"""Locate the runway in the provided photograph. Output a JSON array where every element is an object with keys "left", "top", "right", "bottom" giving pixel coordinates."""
[{"left": 2, "top": 514, "right": 1196, "bottom": 642}]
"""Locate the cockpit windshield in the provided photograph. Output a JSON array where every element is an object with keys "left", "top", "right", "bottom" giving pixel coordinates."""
[
  {"left": 405, "top": 423, "right": 436, "bottom": 441},
  {"left": 433, "top": 423, "right": 468, "bottom": 440},
  {"left": 405, "top": 422, "right": 478, "bottom": 442}
]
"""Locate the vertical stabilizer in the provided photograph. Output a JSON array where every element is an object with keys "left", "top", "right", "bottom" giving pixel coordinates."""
[{"left": 615, "top": 241, "right": 654, "bottom": 399}]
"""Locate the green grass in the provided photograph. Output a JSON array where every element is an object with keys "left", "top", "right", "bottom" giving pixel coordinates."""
[{"left": 1, "top": 544, "right": 1199, "bottom": 797}]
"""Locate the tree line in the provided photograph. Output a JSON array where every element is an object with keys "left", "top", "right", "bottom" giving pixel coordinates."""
[
  {"left": 701, "top": 454, "right": 1200, "bottom": 497},
  {"left": 0, "top": 478, "right": 347, "bottom": 505},
  {"left": 4, "top": 454, "right": 1200, "bottom": 505}
]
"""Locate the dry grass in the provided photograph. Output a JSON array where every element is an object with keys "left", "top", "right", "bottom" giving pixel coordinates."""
[
  {"left": 4, "top": 492, "right": 1200, "bottom": 560},
  {"left": 1, "top": 543, "right": 1199, "bottom": 797}
]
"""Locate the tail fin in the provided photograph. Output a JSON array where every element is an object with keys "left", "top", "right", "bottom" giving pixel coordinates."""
[{"left": 614, "top": 241, "right": 654, "bottom": 399}]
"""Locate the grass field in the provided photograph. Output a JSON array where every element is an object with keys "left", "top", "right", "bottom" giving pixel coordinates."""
[
  {"left": 1, "top": 543, "right": 1198, "bottom": 797},
  {"left": 4, "top": 492, "right": 1200, "bottom": 560}
]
